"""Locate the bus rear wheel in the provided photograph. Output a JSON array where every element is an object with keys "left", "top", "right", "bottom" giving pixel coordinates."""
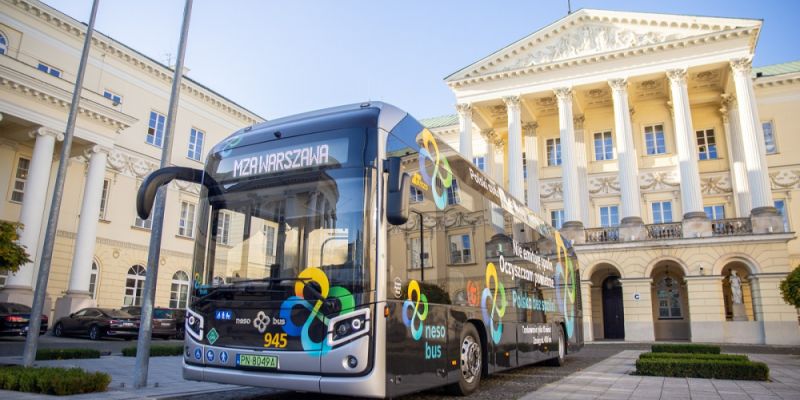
[
  {"left": 546, "top": 325, "right": 566, "bottom": 366},
  {"left": 449, "top": 323, "right": 482, "bottom": 396}
]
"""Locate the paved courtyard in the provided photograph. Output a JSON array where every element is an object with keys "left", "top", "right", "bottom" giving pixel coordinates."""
[{"left": 522, "top": 350, "right": 800, "bottom": 400}]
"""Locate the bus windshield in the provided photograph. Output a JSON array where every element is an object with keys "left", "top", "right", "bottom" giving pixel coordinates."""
[{"left": 193, "top": 167, "right": 369, "bottom": 299}]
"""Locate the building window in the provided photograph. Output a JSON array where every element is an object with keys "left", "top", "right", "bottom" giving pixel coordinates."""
[
  {"left": 217, "top": 211, "right": 231, "bottom": 245},
  {"left": 444, "top": 179, "right": 461, "bottom": 205},
  {"left": 170, "top": 270, "right": 190, "bottom": 309},
  {"left": 704, "top": 204, "right": 725, "bottom": 220},
  {"left": 134, "top": 211, "right": 152, "bottom": 229},
  {"left": 652, "top": 201, "right": 673, "bottom": 224},
  {"left": 89, "top": 262, "right": 99, "bottom": 299},
  {"left": 103, "top": 90, "right": 122, "bottom": 105},
  {"left": 10, "top": 157, "right": 30, "bottom": 203},
  {"left": 146, "top": 111, "right": 166, "bottom": 147},
  {"left": 762, "top": 121, "right": 777, "bottom": 154},
  {"left": 696, "top": 129, "right": 718, "bottom": 160},
  {"left": 600, "top": 205, "right": 619, "bottom": 227},
  {"left": 99, "top": 179, "right": 110, "bottom": 219},
  {"left": 522, "top": 152, "right": 528, "bottom": 178},
  {"left": 188, "top": 128, "right": 205, "bottom": 161},
  {"left": 263, "top": 224, "right": 276, "bottom": 263},
  {"left": 593, "top": 131, "right": 614, "bottom": 161},
  {"left": 551, "top": 209, "right": 565, "bottom": 229},
  {"left": 409, "top": 236, "right": 431, "bottom": 269},
  {"left": 0, "top": 32, "right": 8, "bottom": 55},
  {"left": 644, "top": 124, "right": 666, "bottom": 155},
  {"left": 449, "top": 234, "right": 472, "bottom": 264},
  {"left": 179, "top": 201, "right": 196, "bottom": 237},
  {"left": 37, "top": 62, "right": 62, "bottom": 78},
  {"left": 410, "top": 186, "right": 424, "bottom": 203},
  {"left": 657, "top": 274, "right": 683, "bottom": 319},
  {"left": 123, "top": 265, "right": 146, "bottom": 306},
  {"left": 546, "top": 138, "right": 562, "bottom": 166},
  {"left": 0, "top": 271, "right": 6, "bottom": 288},
  {"left": 472, "top": 156, "right": 485, "bottom": 172},
  {"left": 775, "top": 200, "right": 790, "bottom": 232}
]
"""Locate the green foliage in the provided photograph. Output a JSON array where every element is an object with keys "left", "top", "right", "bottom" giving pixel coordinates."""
[
  {"left": 639, "top": 352, "right": 748, "bottom": 362},
  {"left": 779, "top": 266, "right": 800, "bottom": 308},
  {"left": 651, "top": 344, "right": 720, "bottom": 354},
  {"left": 635, "top": 357, "right": 769, "bottom": 381},
  {"left": 0, "top": 221, "right": 31, "bottom": 274},
  {"left": 0, "top": 366, "right": 110, "bottom": 395},
  {"left": 121, "top": 344, "right": 184, "bottom": 357},
  {"left": 36, "top": 348, "right": 101, "bottom": 360}
]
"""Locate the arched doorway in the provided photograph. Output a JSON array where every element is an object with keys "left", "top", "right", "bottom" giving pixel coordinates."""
[
  {"left": 602, "top": 276, "right": 625, "bottom": 339},
  {"left": 588, "top": 263, "right": 624, "bottom": 340},
  {"left": 650, "top": 261, "right": 691, "bottom": 341}
]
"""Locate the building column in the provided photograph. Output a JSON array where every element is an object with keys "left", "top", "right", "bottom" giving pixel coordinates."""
[
  {"left": 554, "top": 87, "right": 584, "bottom": 242},
  {"left": 720, "top": 94, "right": 751, "bottom": 217},
  {"left": 54, "top": 145, "right": 111, "bottom": 321},
  {"left": 456, "top": 103, "right": 474, "bottom": 160},
  {"left": 619, "top": 277, "right": 656, "bottom": 341},
  {"left": 504, "top": 96, "right": 524, "bottom": 200},
  {"left": 730, "top": 58, "right": 783, "bottom": 233},
  {"left": 523, "top": 122, "right": 541, "bottom": 213},
  {"left": 482, "top": 129, "right": 504, "bottom": 230},
  {"left": 573, "top": 115, "right": 590, "bottom": 227},
  {"left": 666, "top": 69, "right": 710, "bottom": 237},
  {"left": 580, "top": 280, "right": 594, "bottom": 342},
  {"left": 749, "top": 274, "right": 800, "bottom": 345},
  {"left": 0, "top": 127, "right": 63, "bottom": 306},
  {"left": 685, "top": 276, "right": 725, "bottom": 343},
  {"left": 609, "top": 79, "right": 646, "bottom": 241}
]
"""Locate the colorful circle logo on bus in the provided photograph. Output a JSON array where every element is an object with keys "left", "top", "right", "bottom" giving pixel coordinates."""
[
  {"left": 418, "top": 129, "right": 453, "bottom": 210},
  {"left": 402, "top": 280, "right": 429, "bottom": 341},
  {"left": 279, "top": 267, "right": 354, "bottom": 355},
  {"left": 553, "top": 233, "right": 577, "bottom": 338},
  {"left": 481, "top": 262, "right": 507, "bottom": 344}
]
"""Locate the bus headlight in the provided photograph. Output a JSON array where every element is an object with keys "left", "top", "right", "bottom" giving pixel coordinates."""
[
  {"left": 328, "top": 308, "right": 370, "bottom": 346},
  {"left": 185, "top": 308, "right": 204, "bottom": 342}
]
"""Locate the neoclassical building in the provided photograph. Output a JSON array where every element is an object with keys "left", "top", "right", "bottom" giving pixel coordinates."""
[
  {"left": 0, "top": 0, "right": 263, "bottom": 320},
  {"left": 424, "top": 9, "right": 800, "bottom": 344}
]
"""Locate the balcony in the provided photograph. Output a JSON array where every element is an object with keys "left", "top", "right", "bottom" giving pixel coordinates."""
[{"left": 581, "top": 218, "right": 759, "bottom": 244}]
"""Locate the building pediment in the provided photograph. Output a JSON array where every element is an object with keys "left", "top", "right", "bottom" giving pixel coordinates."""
[{"left": 446, "top": 9, "right": 760, "bottom": 83}]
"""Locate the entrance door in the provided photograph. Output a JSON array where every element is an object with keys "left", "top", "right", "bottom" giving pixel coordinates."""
[{"left": 602, "top": 276, "right": 625, "bottom": 339}]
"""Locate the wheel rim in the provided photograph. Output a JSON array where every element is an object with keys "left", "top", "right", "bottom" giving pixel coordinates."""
[
  {"left": 90, "top": 327, "right": 97, "bottom": 339},
  {"left": 460, "top": 335, "right": 481, "bottom": 384},
  {"left": 558, "top": 330, "right": 565, "bottom": 360},
  {"left": 55, "top": 325, "right": 61, "bottom": 336}
]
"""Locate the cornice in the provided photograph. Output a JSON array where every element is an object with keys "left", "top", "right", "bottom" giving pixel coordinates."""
[
  {"left": 7, "top": 0, "right": 263, "bottom": 126},
  {"left": 448, "top": 26, "right": 758, "bottom": 89},
  {"left": 0, "top": 63, "right": 138, "bottom": 131},
  {"left": 754, "top": 72, "right": 800, "bottom": 89}
]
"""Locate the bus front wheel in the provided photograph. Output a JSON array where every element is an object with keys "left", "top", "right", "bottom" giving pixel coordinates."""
[
  {"left": 546, "top": 325, "right": 566, "bottom": 366},
  {"left": 449, "top": 323, "right": 482, "bottom": 396}
]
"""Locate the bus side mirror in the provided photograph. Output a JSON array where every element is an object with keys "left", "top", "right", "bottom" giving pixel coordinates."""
[
  {"left": 136, "top": 166, "right": 208, "bottom": 219},
  {"left": 384, "top": 157, "right": 409, "bottom": 225}
]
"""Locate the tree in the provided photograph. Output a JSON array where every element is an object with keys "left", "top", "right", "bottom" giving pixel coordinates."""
[
  {"left": 780, "top": 265, "right": 800, "bottom": 308},
  {"left": 0, "top": 221, "right": 31, "bottom": 274}
]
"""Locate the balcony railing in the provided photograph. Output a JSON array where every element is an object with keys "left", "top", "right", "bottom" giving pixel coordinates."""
[
  {"left": 585, "top": 227, "right": 619, "bottom": 243},
  {"left": 646, "top": 222, "right": 683, "bottom": 240},
  {"left": 711, "top": 218, "right": 752, "bottom": 236}
]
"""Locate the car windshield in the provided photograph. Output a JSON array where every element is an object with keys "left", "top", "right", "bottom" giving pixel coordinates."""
[{"left": 103, "top": 309, "right": 135, "bottom": 318}]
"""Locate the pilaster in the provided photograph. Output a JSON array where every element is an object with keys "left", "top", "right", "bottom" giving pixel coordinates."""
[
  {"left": 684, "top": 276, "right": 725, "bottom": 343},
  {"left": 456, "top": 103, "right": 474, "bottom": 160},
  {"left": 749, "top": 274, "right": 800, "bottom": 345},
  {"left": 580, "top": 280, "right": 594, "bottom": 342},
  {"left": 503, "top": 96, "right": 524, "bottom": 200},
  {"left": 618, "top": 277, "right": 655, "bottom": 341},
  {"left": 573, "top": 115, "right": 590, "bottom": 227},
  {"left": 523, "top": 122, "right": 541, "bottom": 212}
]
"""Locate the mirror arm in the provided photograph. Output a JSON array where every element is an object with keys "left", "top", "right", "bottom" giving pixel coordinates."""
[{"left": 136, "top": 166, "right": 217, "bottom": 219}]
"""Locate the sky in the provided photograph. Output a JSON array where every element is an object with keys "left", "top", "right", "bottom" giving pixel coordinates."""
[{"left": 42, "top": 0, "right": 800, "bottom": 121}]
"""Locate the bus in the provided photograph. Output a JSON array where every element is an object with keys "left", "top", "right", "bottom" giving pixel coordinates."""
[{"left": 136, "top": 102, "right": 582, "bottom": 398}]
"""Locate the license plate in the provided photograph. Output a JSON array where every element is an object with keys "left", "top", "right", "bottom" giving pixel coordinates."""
[
  {"left": 122, "top": 322, "right": 134, "bottom": 327},
  {"left": 160, "top": 322, "right": 170, "bottom": 327},
  {"left": 237, "top": 354, "right": 278, "bottom": 369}
]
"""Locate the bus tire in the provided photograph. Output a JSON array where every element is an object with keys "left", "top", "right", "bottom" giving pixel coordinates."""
[
  {"left": 546, "top": 325, "right": 566, "bottom": 366},
  {"left": 448, "top": 323, "right": 482, "bottom": 396}
]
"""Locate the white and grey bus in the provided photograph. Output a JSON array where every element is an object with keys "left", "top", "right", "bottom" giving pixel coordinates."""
[{"left": 136, "top": 102, "right": 583, "bottom": 398}]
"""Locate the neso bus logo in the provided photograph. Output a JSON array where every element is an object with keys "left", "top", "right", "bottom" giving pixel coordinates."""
[
  {"left": 402, "top": 280, "right": 428, "bottom": 341},
  {"left": 279, "top": 267, "right": 354, "bottom": 354},
  {"left": 481, "top": 262, "right": 507, "bottom": 344},
  {"left": 418, "top": 129, "right": 453, "bottom": 210},
  {"left": 554, "top": 233, "right": 577, "bottom": 338}
]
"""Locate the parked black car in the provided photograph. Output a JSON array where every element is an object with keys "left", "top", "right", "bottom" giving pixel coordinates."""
[
  {"left": 53, "top": 308, "right": 138, "bottom": 340},
  {"left": 121, "top": 306, "right": 177, "bottom": 339},
  {"left": 169, "top": 308, "right": 186, "bottom": 339},
  {"left": 0, "top": 302, "right": 48, "bottom": 336}
]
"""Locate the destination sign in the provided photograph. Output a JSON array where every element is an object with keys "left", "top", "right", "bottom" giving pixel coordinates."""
[{"left": 218, "top": 138, "right": 349, "bottom": 178}]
